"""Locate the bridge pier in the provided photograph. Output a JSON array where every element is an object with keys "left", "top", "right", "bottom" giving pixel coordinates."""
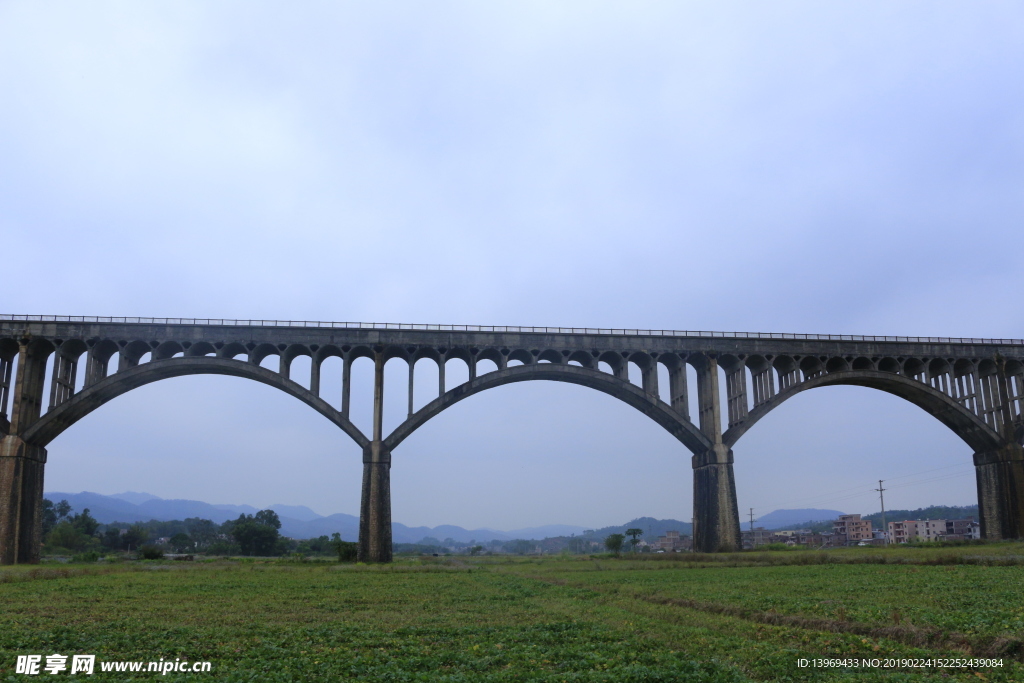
[
  {"left": 358, "top": 351, "right": 393, "bottom": 562},
  {"left": 692, "top": 444, "right": 741, "bottom": 552},
  {"left": 975, "top": 443, "right": 1024, "bottom": 540},
  {"left": 0, "top": 436, "right": 46, "bottom": 565},
  {"left": 358, "top": 442, "right": 392, "bottom": 562}
]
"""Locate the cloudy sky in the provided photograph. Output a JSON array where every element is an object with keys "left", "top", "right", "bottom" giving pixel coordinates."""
[{"left": 2, "top": 2, "right": 1022, "bottom": 531}]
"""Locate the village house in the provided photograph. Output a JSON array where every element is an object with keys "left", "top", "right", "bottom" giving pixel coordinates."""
[
  {"left": 833, "top": 514, "right": 873, "bottom": 544},
  {"left": 651, "top": 530, "right": 689, "bottom": 552}
]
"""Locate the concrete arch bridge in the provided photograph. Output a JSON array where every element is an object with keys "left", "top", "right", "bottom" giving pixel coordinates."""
[{"left": 1, "top": 315, "right": 1022, "bottom": 564}]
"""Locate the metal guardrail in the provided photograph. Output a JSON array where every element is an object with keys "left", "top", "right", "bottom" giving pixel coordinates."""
[{"left": 1, "top": 314, "right": 1021, "bottom": 345}]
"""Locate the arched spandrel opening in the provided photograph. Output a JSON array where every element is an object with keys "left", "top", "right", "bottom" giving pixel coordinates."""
[
  {"left": 627, "top": 361, "right": 643, "bottom": 387},
  {"left": 477, "top": 358, "right": 499, "bottom": 374},
  {"left": 382, "top": 357, "right": 409, "bottom": 436},
  {"left": 289, "top": 355, "right": 312, "bottom": 391},
  {"left": 411, "top": 358, "right": 440, "bottom": 412},
  {"left": 347, "top": 356, "right": 375, "bottom": 438},
  {"left": 657, "top": 363, "right": 671, "bottom": 404},
  {"left": 40, "top": 353, "right": 56, "bottom": 416},
  {"left": 686, "top": 363, "right": 699, "bottom": 425},
  {"left": 388, "top": 380, "right": 693, "bottom": 537},
  {"left": 444, "top": 357, "right": 470, "bottom": 389},
  {"left": 318, "top": 356, "right": 344, "bottom": 409},
  {"left": 0, "top": 340, "right": 20, "bottom": 423}
]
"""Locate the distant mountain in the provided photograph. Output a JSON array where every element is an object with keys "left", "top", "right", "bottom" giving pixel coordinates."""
[
  {"left": 46, "top": 492, "right": 258, "bottom": 525},
  {"left": 269, "top": 504, "right": 323, "bottom": 522},
  {"left": 42, "top": 491, "right": 581, "bottom": 544},
  {"left": 506, "top": 524, "right": 588, "bottom": 539},
  {"left": 581, "top": 516, "right": 693, "bottom": 540},
  {"left": 109, "top": 491, "right": 161, "bottom": 505},
  {"left": 753, "top": 509, "right": 846, "bottom": 530}
]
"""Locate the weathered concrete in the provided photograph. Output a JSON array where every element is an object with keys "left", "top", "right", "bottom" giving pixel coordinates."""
[
  {"left": 1, "top": 316, "right": 1022, "bottom": 563},
  {"left": 692, "top": 444, "right": 741, "bottom": 552},
  {"left": 359, "top": 443, "right": 392, "bottom": 563},
  {"left": 358, "top": 352, "right": 393, "bottom": 563},
  {"left": 974, "top": 444, "right": 1024, "bottom": 540},
  {"left": 0, "top": 436, "right": 46, "bottom": 564}
]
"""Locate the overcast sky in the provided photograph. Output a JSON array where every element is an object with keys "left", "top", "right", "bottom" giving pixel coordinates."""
[{"left": 2, "top": 2, "right": 1022, "bottom": 531}]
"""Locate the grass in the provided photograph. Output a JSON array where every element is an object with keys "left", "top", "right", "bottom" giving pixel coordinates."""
[{"left": 0, "top": 545, "right": 1021, "bottom": 681}]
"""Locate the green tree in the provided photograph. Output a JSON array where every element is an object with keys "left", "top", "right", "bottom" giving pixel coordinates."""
[
  {"left": 254, "top": 509, "right": 281, "bottom": 529},
  {"left": 625, "top": 528, "right": 644, "bottom": 552},
  {"left": 70, "top": 508, "right": 100, "bottom": 537},
  {"left": 469, "top": 545, "right": 484, "bottom": 556},
  {"left": 230, "top": 511, "right": 281, "bottom": 556},
  {"left": 101, "top": 527, "right": 123, "bottom": 551},
  {"left": 185, "top": 518, "right": 218, "bottom": 550},
  {"left": 122, "top": 525, "right": 149, "bottom": 551},
  {"left": 47, "top": 522, "right": 93, "bottom": 552},
  {"left": 605, "top": 533, "right": 625, "bottom": 555},
  {"left": 41, "top": 499, "right": 71, "bottom": 536},
  {"left": 169, "top": 533, "right": 193, "bottom": 553},
  {"left": 331, "top": 532, "right": 358, "bottom": 562}
]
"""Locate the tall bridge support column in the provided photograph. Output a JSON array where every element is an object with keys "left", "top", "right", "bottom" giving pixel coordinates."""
[
  {"left": 0, "top": 436, "right": 46, "bottom": 565},
  {"left": 358, "top": 442, "right": 392, "bottom": 562},
  {"left": 1, "top": 339, "right": 50, "bottom": 564},
  {"left": 975, "top": 443, "right": 1024, "bottom": 540},
  {"left": 692, "top": 443, "right": 741, "bottom": 552},
  {"left": 358, "top": 351, "right": 393, "bottom": 562},
  {"left": 691, "top": 354, "right": 742, "bottom": 552}
]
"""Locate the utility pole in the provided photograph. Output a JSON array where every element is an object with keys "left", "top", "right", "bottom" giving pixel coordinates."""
[
  {"left": 749, "top": 508, "right": 755, "bottom": 532},
  {"left": 875, "top": 480, "right": 887, "bottom": 546}
]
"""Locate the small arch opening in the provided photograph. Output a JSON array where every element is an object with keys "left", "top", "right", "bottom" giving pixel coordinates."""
[
  {"left": 413, "top": 358, "right": 440, "bottom": 411},
  {"left": 628, "top": 361, "right": 643, "bottom": 387},
  {"left": 290, "top": 355, "right": 312, "bottom": 390},
  {"left": 319, "top": 356, "right": 344, "bottom": 408},
  {"left": 657, "top": 362, "right": 671, "bottom": 404},
  {"left": 445, "top": 358, "right": 470, "bottom": 388}
]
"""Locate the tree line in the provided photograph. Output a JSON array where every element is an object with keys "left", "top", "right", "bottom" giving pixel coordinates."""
[{"left": 41, "top": 499, "right": 357, "bottom": 560}]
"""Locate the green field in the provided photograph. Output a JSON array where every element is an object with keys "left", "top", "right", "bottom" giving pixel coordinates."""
[{"left": 2, "top": 545, "right": 1023, "bottom": 681}]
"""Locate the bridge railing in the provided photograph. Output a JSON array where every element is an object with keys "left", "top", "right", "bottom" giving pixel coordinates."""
[{"left": 1, "top": 314, "right": 1021, "bottom": 346}]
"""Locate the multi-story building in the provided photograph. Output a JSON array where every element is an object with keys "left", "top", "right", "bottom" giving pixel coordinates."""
[
  {"left": 741, "top": 527, "right": 774, "bottom": 549},
  {"left": 887, "top": 519, "right": 946, "bottom": 543},
  {"left": 944, "top": 518, "right": 981, "bottom": 540},
  {"left": 833, "top": 514, "right": 873, "bottom": 544},
  {"left": 651, "top": 530, "right": 689, "bottom": 552}
]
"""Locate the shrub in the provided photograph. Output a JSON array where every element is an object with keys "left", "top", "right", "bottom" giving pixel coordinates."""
[
  {"left": 139, "top": 545, "right": 164, "bottom": 560},
  {"left": 335, "top": 541, "right": 358, "bottom": 562},
  {"left": 71, "top": 551, "right": 100, "bottom": 563}
]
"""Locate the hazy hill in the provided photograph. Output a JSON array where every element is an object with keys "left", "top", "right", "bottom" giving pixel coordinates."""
[
  {"left": 43, "top": 492, "right": 585, "bottom": 543},
  {"left": 862, "top": 505, "right": 978, "bottom": 527},
  {"left": 753, "top": 509, "right": 846, "bottom": 530},
  {"left": 580, "top": 516, "right": 693, "bottom": 539}
]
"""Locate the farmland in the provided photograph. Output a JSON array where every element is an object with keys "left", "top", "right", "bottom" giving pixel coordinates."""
[{"left": 2, "top": 544, "right": 1023, "bottom": 681}]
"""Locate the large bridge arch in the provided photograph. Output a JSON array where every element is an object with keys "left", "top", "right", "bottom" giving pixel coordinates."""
[
  {"left": 22, "top": 357, "right": 370, "bottom": 450},
  {"left": 723, "top": 370, "right": 1002, "bottom": 454},
  {"left": 384, "top": 364, "right": 713, "bottom": 455},
  {"left": 721, "top": 368, "right": 1021, "bottom": 542}
]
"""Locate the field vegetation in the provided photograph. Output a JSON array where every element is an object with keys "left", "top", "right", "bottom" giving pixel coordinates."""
[{"left": 2, "top": 543, "right": 1023, "bottom": 681}]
